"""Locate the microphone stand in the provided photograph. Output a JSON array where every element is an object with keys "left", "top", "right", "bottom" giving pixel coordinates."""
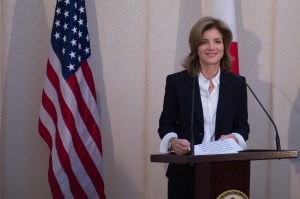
[
  {"left": 190, "top": 76, "right": 196, "bottom": 155},
  {"left": 233, "top": 73, "right": 281, "bottom": 151}
]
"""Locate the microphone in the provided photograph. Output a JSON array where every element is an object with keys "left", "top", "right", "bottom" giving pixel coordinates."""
[
  {"left": 232, "top": 73, "right": 281, "bottom": 151},
  {"left": 190, "top": 76, "right": 197, "bottom": 155}
]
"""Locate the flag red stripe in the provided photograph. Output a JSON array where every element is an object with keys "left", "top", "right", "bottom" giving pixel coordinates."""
[
  {"left": 39, "top": 116, "right": 53, "bottom": 149},
  {"left": 47, "top": 60, "right": 105, "bottom": 198},
  {"left": 39, "top": 93, "right": 64, "bottom": 197},
  {"left": 40, "top": 75, "right": 89, "bottom": 198},
  {"left": 67, "top": 64, "right": 103, "bottom": 154},
  {"left": 66, "top": 68, "right": 105, "bottom": 197},
  {"left": 44, "top": 62, "right": 89, "bottom": 198},
  {"left": 230, "top": 42, "right": 239, "bottom": 74},
  {"left": 81, "top": 61, "right": 97, "bottom": 101},
  {"left": 48, "top": 157, "right": 65, "bottom": 199},
  {"left": 40, "top": 106, "right": 88, "bottom": 199},
  {"left": 40, "top": 0, "right": 106, "bottom": 198},
  {"left": 39, "top": 120, "right": 65, "bottom": 199},
  {"left": 54, "top": 124, "right": 88, "bottom": 199}
]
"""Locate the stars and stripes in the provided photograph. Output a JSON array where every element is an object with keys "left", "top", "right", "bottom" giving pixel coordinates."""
[
  {"left": 38, "top": 0, "right": 106, "bottom": 198},
  {"left": 51, "top": 0, "right": 90, "bottom": 79}
]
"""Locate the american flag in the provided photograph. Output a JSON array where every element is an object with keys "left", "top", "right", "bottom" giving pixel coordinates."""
[{"left": 38, "top": 0, "right": 106, "bottom": 198}]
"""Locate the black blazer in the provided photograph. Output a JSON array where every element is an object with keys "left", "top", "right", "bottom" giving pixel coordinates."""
[{"left": 158, "top": 69, "right": 250, "bottom": 181}]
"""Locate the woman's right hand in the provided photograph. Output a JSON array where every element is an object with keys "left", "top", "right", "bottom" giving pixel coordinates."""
[{"left": 170, "top": 138, "right": 190, "bottom": 155}]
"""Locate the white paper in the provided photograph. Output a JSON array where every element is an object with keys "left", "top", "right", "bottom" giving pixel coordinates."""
[{"left": 194, "top": 138, "right": 243, "bottom": 155}]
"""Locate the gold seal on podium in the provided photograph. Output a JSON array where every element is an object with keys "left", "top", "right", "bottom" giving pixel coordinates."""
[{"left": 216, "top": 189, "right": 249, "bottom": 199}]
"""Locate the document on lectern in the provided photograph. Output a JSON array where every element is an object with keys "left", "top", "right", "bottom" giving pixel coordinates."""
[{"left": 194, "top": 138, "right": 243, "bottom": 155}]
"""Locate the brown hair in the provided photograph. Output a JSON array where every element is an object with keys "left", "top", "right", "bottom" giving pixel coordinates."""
[{"left": 182, "top": 16, "right": 233, "bottom": 76}]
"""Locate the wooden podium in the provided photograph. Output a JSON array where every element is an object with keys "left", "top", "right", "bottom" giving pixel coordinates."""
[{"left": 151, "top": 150, "right": 298, "bottom": 199}]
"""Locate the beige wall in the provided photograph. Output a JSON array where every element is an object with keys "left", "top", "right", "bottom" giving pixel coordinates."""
[{"left": 1, "top": 0, "right": 300, "bottom": 198}]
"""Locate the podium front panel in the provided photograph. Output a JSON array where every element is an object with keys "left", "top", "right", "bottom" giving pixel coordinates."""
[
  {"left": 194, "top": 161, "right": 250, "bottom": 199},
  {"left": 150, "top": 150, "right": 297, "bottom": 199}
]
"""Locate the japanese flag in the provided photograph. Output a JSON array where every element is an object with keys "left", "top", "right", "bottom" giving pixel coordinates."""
[{"left": 211, "top": 0, "right": 239, "bottom": 74}]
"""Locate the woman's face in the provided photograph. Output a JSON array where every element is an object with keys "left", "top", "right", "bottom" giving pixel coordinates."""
[{"left": 197, "top": 28, "right": 224, "bottom": 68}]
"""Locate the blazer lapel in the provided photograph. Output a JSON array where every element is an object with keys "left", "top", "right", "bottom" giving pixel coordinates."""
[
  {"left": 184, "top": 73, "right": 204, "bottom": 127},
  {"left": 216, "top": 71, "right": 232, "bottom": 129}
]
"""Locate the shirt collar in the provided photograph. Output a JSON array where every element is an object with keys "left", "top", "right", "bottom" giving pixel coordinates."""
[{"left": 198, "top": 67, "right": 221, "bottom": 87}]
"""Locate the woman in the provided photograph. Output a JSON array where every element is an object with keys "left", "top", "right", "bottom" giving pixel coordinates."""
[{"left": 158, "top": 16, "right": 250, "bottom": 199}]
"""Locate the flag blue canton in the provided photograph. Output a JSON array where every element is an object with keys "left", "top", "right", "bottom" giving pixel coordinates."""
[{"left": 51, "top": 0, "right": 90, "bottom": 79}]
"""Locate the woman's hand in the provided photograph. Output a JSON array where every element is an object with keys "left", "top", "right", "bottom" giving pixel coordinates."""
[
  {"left": 218, "top": 134, "right": 239, "bottom": 143},
  {"left": 170, "top": 138, "right": 190, "bottom": 155}
]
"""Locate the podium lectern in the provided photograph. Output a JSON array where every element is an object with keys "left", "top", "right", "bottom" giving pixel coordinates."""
[{"left": 151, "top": 150, "right": 297, "bottom": 199}]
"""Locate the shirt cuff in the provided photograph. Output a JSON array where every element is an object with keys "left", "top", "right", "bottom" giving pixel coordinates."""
[
  {"left": 159, "top": 132, "right": 178, "bottom": 153},
  {"left": 232, "top": 132, "right": 247, "bottom": 150}
]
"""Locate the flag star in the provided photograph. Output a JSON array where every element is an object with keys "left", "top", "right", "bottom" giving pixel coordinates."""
[
  {"left": 62, "top": 48, "right": 66, "bottom": 54},
  {"left": 64, "top": 11, "right": 69, "bottom": 18},
  {"left": 79, "top": 6, "right": 85, "bottom": 13},
  {"left": 63, "top": 35, "right": 67, "bottom": 42},
  {"left": 78, "top": 19, "right": 84, "bottom": 26},
  {"left": 73, "top": 15, "right": 78, "bottom": 21},
  {"left": 74, "top": 2, "right": 78, "bottom": 9},
  {"left": 78, "top": 43, "right": 82, "bottom": 49},
  {"left": 69, "top": 51, "right": 76, "bottom": 59},
  {"left": 86, "top": 35, "right": 89, "bottom": 42},
  {"left": 63, "top": 23, "right": 68, "bottom": 30},
  {"left": 70, "top": 39, "right": 77, "bottom": 46},
  {"left": 78, "top": 31, "right": 82, "bottom": 38},
  {"left": 64, "top": 0, "right": 70, "bottom": 5},
  {"left": 56, "top": 8, "right": 61, "bottom": 15},
  {"left": 84, "top": 47, "right": 90, "bottom": 54},
  {"left": 54, "top": 32, "right": 60, "bottom": 39},
  {"left": 55, "top": 20, "right": 60, "bottom": 27},
  {"left": 72, "top": 27, "right": 77, "bottom": 34},
  {"left": 78, "top": 56, "right": 81, "bottom": 62},
  {"left": 67, "top": 63, "right": 75, "bottom": 71}
]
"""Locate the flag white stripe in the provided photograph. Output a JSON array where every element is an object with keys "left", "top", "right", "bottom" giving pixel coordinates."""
[
  {"left": 40, "top": 0, "right": 106, "bottom": 197},
  {"left": 39, "top": 106, "right": 74, "bottom": 199},
  {"left": 76, "top": 65, "right": 101, "bottom": 126},
  {"left": 75, "top": 66, "right": 104, "bottom": 175},
  {"left": 43, "top": 77, "right": 99, "bottom": 199},
  {"left": 49, "top": 49, "right": 104, "bottom": 176},
  {"left": 43, "top": 57, "right": 100, "bottom": 198}
]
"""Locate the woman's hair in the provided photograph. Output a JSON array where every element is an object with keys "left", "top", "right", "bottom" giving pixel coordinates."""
[{"left": 182, "top": 16, "right": 233, "bottom": 76}]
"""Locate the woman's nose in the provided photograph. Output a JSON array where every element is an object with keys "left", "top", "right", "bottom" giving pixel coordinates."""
[{"left": 208, "top": 42, "right": 215, "bottom": 49}]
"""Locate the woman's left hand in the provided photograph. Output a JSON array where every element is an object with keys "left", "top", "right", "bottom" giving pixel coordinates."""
[{"left": 218, "top": 134, "right": 239, "bottom": 143}]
